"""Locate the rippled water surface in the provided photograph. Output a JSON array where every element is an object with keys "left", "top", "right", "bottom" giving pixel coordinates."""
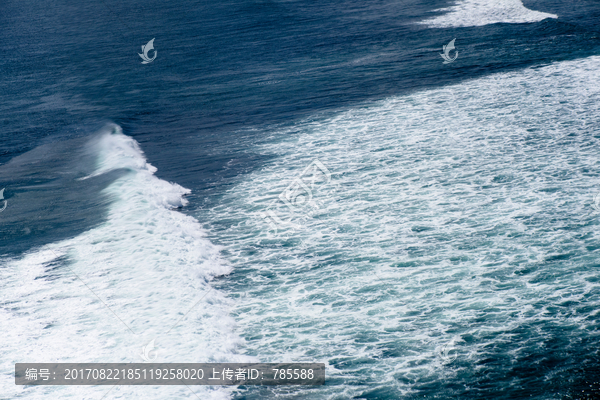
[{"left": 2, "top": 0, "right": 600, "bottom": 398}]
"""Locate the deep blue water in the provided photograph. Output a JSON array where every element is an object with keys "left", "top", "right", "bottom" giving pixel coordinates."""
[
  {"left": 2, "top": 0, "right": 599, "bottom": 254},
  {"left": 2, "top": 0, "right": 600, "bottom": 398}
]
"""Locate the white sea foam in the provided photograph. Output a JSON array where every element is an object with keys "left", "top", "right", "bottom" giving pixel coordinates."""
[
  {"left": 206, "top": 55, "right": 600, "bottom": 398},
  {"left": 1, "top": 125, "right": 251, "bottom": 399},
  {"left": 419, "top": 0, "right": 558, "bottom": 28}
]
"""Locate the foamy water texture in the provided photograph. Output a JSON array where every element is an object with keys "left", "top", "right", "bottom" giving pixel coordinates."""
[
  {"left": 206, "top": 55, "right": 600, "bottom": 399},
  {"left": 419, "top": 0, "right": 558, "bottom": 27},
  {"left": 1, "top": 126, "right": 251, "bottom": 399}
]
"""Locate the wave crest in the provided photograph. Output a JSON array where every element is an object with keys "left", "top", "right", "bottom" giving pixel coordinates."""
[{"left": 419, "top": 0, "right": 558, "bottom": 28}]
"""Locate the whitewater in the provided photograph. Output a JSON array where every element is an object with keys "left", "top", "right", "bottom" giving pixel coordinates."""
[
  {"left": 1, "top": 126, "right": 253, "bottom": 399},
  {"left": 204, "top": 54, "right": 600, "bottom": 399},
  {"left": 2, "top": 35, "right": 600, "bottom": 400},
  {"left": 419, "top": 0, "right": 558, "bottom": 27}
]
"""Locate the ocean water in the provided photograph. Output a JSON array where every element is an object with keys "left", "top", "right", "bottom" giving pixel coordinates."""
[{"left": 2, "top": 0, "right": 600, "bottom": 399}]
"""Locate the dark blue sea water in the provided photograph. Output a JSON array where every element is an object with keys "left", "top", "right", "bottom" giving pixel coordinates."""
[{"left": 2, "top": 0, "right": 600, "bottom": 398}]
